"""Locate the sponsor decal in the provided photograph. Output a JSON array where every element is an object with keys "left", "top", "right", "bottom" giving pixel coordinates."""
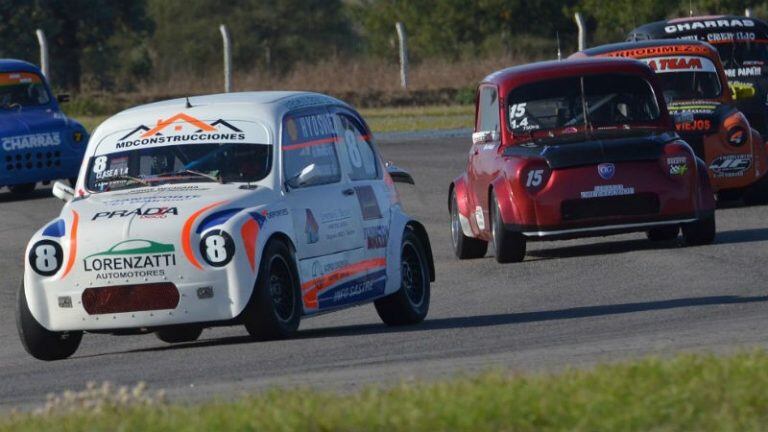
[
  {"left": 676, "top": 119, "right": 712, "bottom": 131},
  {"left": 707, "top": 31, "right": 758, "bottom": 44},
  {"left": 92, "top": 207, "right": 178, "bottom": 221},
  {"left": 305, "top": 209, "right": 319, "bottom": 244},
  {"left": 83, "top": 239, "right": 177, "bottom": 280},
  {"left": 644, "top": 56, "right": 712, "bottom": 73},
  {"left": 319, "top": 270, "right": 387, "bottom": 309},
  {"left": 709, "top": 154, "right": 752, "bottom": 177},
  {"left": 103, "top": 196, "right": 201, "bottom": 206},
  {"left": 667, "top": 157, "right": 689, "bottom": 176},
  {"left": 597, "top": 163, "right": 615, "bottom": 180},
  {"left": 475, "top": 206, "right": 485, "bottom": 230},
  {"left": 724, "top": 66, "right": 762, "bottom": 78},
  {"left": 2, "top": 132, "right": 60, "bottom": 151},
  {"left": 365, "top": 226, "right": 389, "bottom": 249},
  {"left": 664, "top": 19, "right": 755, "bottom": 34},
  {"left": 263, "top": 208, "right": 288, "bottom": 219},
  {"left": 605, "top": 45, "right": 710, "bottom": 58},
  {"left": 581, "top": 184, "right": 635, "bottom": 199},
  {"left": 115, "top": 113, "right": 244, "bottom": 149},
  {"left": 354, "top": 185, "right": 382, "bottom": 220},
  {"left": 301, "top": 258, "right": 386, "bottom": 310}
]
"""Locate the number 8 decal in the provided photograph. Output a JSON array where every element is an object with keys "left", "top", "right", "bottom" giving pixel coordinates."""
[
  {"left": 199, "top": 230, "right": 235, "bottom": 267},
  {"left": 345, "top": 129, "right": 363, "bottom": 168},
  {"left": 29, "top": 240, "right": 63, "bottom": 276}
]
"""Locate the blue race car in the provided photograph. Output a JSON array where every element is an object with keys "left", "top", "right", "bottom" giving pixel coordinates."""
[{"left": 0, "top": 59, "right": 88, "bottom": 195}]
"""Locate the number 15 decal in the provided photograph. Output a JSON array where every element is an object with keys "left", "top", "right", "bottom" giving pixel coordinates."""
[{"left": 526, "top": 169, "right": 544, "bottom": 187}]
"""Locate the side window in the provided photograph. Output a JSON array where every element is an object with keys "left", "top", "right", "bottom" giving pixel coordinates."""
[
  {"left": 476, "top": 86, "right": 500, "bottom": 133},
  {"left": 282, "top": 110, "right": 341, "bottom": 187},
  {"left": 336, "top": 114, "right": 379, "bottom": 181}
]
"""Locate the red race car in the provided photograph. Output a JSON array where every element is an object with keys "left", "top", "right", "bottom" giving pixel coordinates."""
[{"left": 449, "top": 58, "right": 716, "bottom": 263}]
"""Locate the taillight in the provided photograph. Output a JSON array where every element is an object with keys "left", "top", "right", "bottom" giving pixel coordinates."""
[
  {"left": 662, "top": 141, "right": 693, "bottom": 178},
  {"left": 521, "top": 163, "right": 550, "bottom": 194}
]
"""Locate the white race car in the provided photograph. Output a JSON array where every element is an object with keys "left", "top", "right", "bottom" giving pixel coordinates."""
[{"left": 17, "top": 92, "right": 434, "bottom": 360}]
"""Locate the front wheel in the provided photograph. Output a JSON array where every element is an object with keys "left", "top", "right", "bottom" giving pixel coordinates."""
[
  {"left": 450, "top": 189, "right": 487, "bottom": 259},
  {"left": 242, "top": 239, "right": 301, "bottom": 341},
  {"left": 375, "top": 229, "right": 430, "bottom": 326},
  {"left": 682, "top": 214, "right": 716, "bottom": 246},
  {"left": 490, "top": 193, "right": 526, "bottom": 263},
  {"left": 16, "top": 283, "right": 82, "bottom": 361},
  {"left": 155, "top": 325, "right": 203, "bottom": 344},
  {"left": 9, "top": 183, "right": 35, "bottom": 196}
]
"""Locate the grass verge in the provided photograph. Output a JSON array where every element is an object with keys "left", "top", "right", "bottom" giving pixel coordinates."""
[
  {"left": 4, "top": 351, "right": 768, "bottom": 431},
  {"left": 71, "top": 104, "right": 474, "bottom": 135}
]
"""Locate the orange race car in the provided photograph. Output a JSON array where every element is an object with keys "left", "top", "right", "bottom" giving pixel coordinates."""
[{"left": 573, "top": 40, "right": 768, "bottom": 203}]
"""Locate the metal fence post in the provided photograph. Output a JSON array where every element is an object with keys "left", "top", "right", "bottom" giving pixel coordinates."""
[
  {"left": 35, "top": 29, "right": 49, "bottom": 81},
  {"left": 396, "top": 22, "right": 409, "bottom": 90},
  {"left": 220, "top": 24, "right": 232, "bottom": 93},
  {"left": 745, "top": 8, "right": 752, "bottom": 17},
  {"left": 574, "top": 13, "right": 587, "bottom": 51}
]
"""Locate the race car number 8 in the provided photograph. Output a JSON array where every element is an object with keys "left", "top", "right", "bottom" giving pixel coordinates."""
[
  {"left": 93, "top": 156, "right": 107, "bottom": 174},
  {"left": 199, "top": 230, "right": 235, "bottom": 267},
  {"left": 28, "top": 240, "right": 63, "bottom": 276},
  {"left": 345, "top": 129, "right": 363, "bottom": 168}
]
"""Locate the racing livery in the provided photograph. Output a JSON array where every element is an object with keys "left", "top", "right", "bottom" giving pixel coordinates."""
[
  {"left": 17, "top": 91, "right": 434, "bottom": 360},
  {"left": 628, "top": 16, "right": 768, "bottom": 138},
  {"left": 0, "top": 59, "right": 88, "bottom": 195},
  {"left": 449, "top": 58, "right": 716, "bottom": 263},
  {"left": 573, "top": 40, "right": 768, "bottom": 202}
]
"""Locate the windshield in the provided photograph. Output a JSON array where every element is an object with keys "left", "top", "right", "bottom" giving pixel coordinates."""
[
  {"left": 0, "top": 72, "right": 50, "bottom": 109},
  {"left": 86, "top": 143, "right": 272, "bottom": 192},
  {"left": 640, "top": 56, "right": 722, "bottom": 101},
  {"left": 507, "top": 73, "right": 661, "bottom": 133}
]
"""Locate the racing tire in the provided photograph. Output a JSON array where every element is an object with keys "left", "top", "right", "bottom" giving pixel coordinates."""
[
  {"left": 682, "top": 214, "right": 716, "bottom": 246},
  {"left": 243, "top": 239, "right": 301, "bottom": 341},
  {"left": 490, "top": 193, "right": 526, "bottom": 263},
  {"left": 16, "top": 282, "right": 82, "bottom": 361},
  {"left": 450, "top": 190, "right": 487, "bottom": 259},
  {"left": 9, "top": 183, "right": 35, "bottom": 196},
  {"left": 155, "top": 325, "right": 203, "bottom": 344},
  {"left": 375, "top": 228, "right": 430, "bottom": 326},
  {"left": 646, "top": 225, "right": 679, "bottom": 242}
]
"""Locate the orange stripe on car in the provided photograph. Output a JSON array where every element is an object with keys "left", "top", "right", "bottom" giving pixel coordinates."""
[
  {"left": 283, "top": 136, "right": 338, "bottom": 151},
  {"left": 301, "top": 258, "right": 386, "bottom": 308},
  {"left": 240, "top": 218, "right": 258, "bottom": 271},
  {"left": 61, "top": 210, "right": 79, "bottom": 278},
  {"left": 182, "top": 201, "right": 227, "bottom": 270}
]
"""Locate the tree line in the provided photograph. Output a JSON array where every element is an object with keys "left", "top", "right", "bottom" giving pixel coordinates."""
[{"left": 0, "top": 0, "right": 763, "bottom": 91}]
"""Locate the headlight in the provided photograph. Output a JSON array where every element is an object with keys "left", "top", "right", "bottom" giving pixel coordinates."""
[
  {"left": 199, "top": 230, "right": 235, "bottom": 267},
  {"left": 28, "top": 240, "right": 63, "bottom": 276}
]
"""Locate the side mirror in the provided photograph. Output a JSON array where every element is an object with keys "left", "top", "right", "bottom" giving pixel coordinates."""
[
  {"left": 56, "top": 94, "right": 70, "bottom": 103},
  {"left": 52, "top": 181, "right": 74, "bottom": 202},
  {"left": 285, "top": 163, "right": 319, "bottom": 189},
  {"left": 472, "top": 130, "right": 500, "bottom": 145},
  {"left": 386, "top": 162, "right": 414, "bottom": 185}
]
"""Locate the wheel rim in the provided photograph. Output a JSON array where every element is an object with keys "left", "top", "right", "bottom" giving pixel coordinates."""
[
  {"left": 268, "top": 255, "right": 295, "bottom": 323},
  {"left": 450, "top": 195, "right": 460, "bottom": 248},
  {"left": 401, "top": 241, "right": 426, "bottom": 308}
]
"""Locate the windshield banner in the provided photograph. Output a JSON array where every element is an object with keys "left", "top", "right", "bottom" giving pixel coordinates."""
[{"left": 642, "top": 56, "right": 717, "bottom": 74}]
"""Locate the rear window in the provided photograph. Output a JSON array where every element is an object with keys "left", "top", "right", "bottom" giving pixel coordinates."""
[{"left": 507, "top": 74, "right": 661, "bottom": 133}]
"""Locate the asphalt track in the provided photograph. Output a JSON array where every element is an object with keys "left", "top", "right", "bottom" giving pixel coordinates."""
[{"left": 2, "top": 133, "right": 768, "bottom": 409}]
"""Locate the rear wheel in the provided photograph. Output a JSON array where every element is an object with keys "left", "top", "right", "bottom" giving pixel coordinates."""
[
  {"left": 682, "top": 214, "right": 716, "bottom": 246},
  {"left": 243, "top": 239, "right": 301, "bottom": 341},
  {"left": 16, "top": 282, "right": 82, "bottom": 361},
  {"left": 450, "top": 190, "right": 487, "bottom": 259},
  {"left": 9, "top": 183, "right": 35, "bottom": 196},
  {"left": 375, "top": 229, "right": 430, "bottom": 325},
  {"left": 646, "top": 225, "right": 679, "bottom": 242},
  {"left": 490, "top": 193, "right": 526, "bottom": 263},
  {"left": 155, "top": 325, "right": 203, "bottom": 344}
]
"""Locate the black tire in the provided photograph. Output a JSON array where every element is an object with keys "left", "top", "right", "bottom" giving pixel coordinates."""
[
  {"left": 450, "top": 190, "right": 487, "bottom": 259},
  {"left": 16, "top": 282, "right": 82, "bottom": 361},
  {"left": 490, "top": 193, "right": 526, "bottom": 263},
  {"left": 243, "top": 239, "right": 301, "bottom": 341},
  {"left": 375, "top": 228, "right": 430, "bottom": 326},
  {"left": 646, "top": 225, "right": 679, "bottom": 242},
  {"left": 9, "top": 183, "right": 35, "bottom": 195},
  {"left": 155, "top": 325, "right": 203, "bottom": 344},
  {"left": 742, "top": 175, "right": 768, "bottom": 205},
  {"left": 682, "top": 214, "right": 716, "bottom": 246}
]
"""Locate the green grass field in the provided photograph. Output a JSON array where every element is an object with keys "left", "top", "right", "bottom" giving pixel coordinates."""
[
  {"left": 5, "top": 351, "right": 768, "bottom": 431},
  {"left": 71, "top": 105, "right": 474, "bottom": 135}
]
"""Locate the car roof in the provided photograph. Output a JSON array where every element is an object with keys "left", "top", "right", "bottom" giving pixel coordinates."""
[
  {"left": 0, "top": 59, "right": 43, "bottom": 74},
  {"left": 628, "top": 15, "right": 768, "bottom": 39},
  {"left": 89, "top": 91, "right": 355, "bottom": 148},
  {"left": 482, "top": 58, "right": 657, "bottom": 91},
  {"left": 577, "top": 39, "right": 719, "bottom": 58}
]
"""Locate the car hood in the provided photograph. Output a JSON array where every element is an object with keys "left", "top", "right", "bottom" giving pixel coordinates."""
[
  {"left": 66, "top": 184, "right": 274, "bottom": 251},
  {"left": 0, "top": 108, "right": 71, "bottom": 138}
]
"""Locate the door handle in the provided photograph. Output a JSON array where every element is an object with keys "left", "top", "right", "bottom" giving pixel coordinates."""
[{"left": 342, "top": 188, "right": 355, "bottom": 196}]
